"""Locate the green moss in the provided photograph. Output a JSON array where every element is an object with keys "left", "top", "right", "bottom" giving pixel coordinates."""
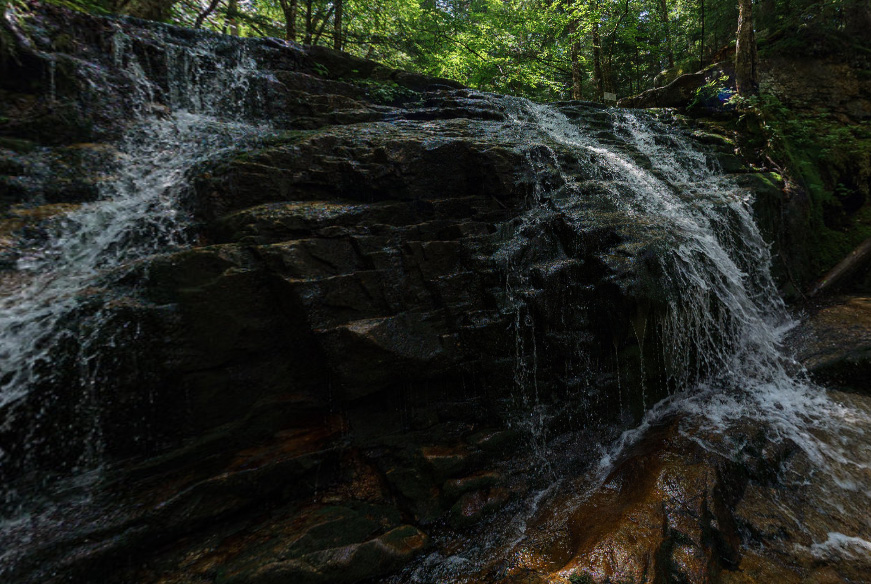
[
  {"left": 731, "top": 93, "right": 871, "bottom": 283},
  {"left": 229, "top": 129, "right": 317, "bottom": 162},
  {"left": 344, "top": 78, "right": 419, "bottom": 105}
]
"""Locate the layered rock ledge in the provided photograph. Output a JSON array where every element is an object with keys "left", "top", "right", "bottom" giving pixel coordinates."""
[{"left": 0, "top": 5, "right": 819, "bottom": 584}]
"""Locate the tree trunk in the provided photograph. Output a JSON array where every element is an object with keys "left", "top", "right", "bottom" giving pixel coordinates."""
[
  {"left": 334, "top": 0, "right": 343, "bottom": 50},
  {"left": 845, "top": 0, "right": 871, "bottom": 41},
  {"left": 279, "top": 0, "right": 298, "bottom": 41},
  {"left": 313, "top": 7, "right": 334, "bottom": 45},
  {"left": 568, "top": 20, "right": 583, "bottom": 100},
  {"left": 194, "top": 0, "right": 221, "bottom": 29},
  {"left": 602, "top": 0, "right": 628, "bottom": 98},
  {"left": 810, "top": 236, "right": 871, "bottom": 297},
  {"left": 226, "top": 0, "right": 239, "bottom": 36},
  {"left": 657, "top": 0, "right": 674, "bottom": 67},
  {"left": 304, "top": 0, "right": 313, "bottom": 44},
  {"left": 735, "top": 0, "right": 758, "bottom": 95},
  {"left": 602, "top": 55, "right": 615, "bottom": 95},
  {"left": 698, "top": 0, "right": 705, "bottom": 69},
  {"left": 592, "top": 21, "right": 604, "bottom": 102}
]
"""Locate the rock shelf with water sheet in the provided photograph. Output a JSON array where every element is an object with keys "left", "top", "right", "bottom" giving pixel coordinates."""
[{"left": 2, "top": 4, "right": 871, "bottom": 584}]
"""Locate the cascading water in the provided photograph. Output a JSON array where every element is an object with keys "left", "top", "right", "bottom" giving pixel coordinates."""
[
  {"left": 3, "top": 8, "right": 870, "bottom": 580},
  {"left": 0, "top": 17, "right": 274, "bottom": 524},
  {"left": 400, "top": 99, "right": 871, "bottom": 582}
]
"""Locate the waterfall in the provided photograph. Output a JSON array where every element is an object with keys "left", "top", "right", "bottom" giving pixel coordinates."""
[
  {"left": 0, "top": 20, "right": 273, "bottom": 518},
  {"left": 504, "top": 101, "right": 871, "bottom": 491},
  {"left": 496, "top": 100, "right": 848, "bottom": 454},
  {"left": 406, "top": 99, "right": 871, "bottom": 582},
  {"left": 3, "top": 11, "right": 870, "bottom": 580}
]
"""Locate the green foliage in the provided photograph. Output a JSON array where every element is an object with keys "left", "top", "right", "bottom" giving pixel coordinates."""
[
  {"left": 730, "top": 93, "right": 871, "bottom": 276},
  {"left": 12, "top": 0, "right": 867, "bottom": 103},
  {"left": 18, "top": 0, "right": 112, "bottom": 14},
  {"left": 347, "top": 78, "right": 417, "bottom": 105},
  {"left": 569, "top": 573, "right": 594, "bottom": 584},
  {"left": 687, "top": 73, "right": 732, "bottom": 112}
]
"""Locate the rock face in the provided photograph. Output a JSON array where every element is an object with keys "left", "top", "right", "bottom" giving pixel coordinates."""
[
  {"left": 494, "top": 404, "right": 871, "bottom": 584},
  {"left": 791, "top": 296, "right": 871, "bottom": 388},
  {"left": 0, "top": 5, "right": 833, "bottom": 584},
  {"left": 0, "top": 6, "right": 661, "bottom": 583}
]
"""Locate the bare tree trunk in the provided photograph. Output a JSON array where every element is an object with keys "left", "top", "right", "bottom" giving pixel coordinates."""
[
  {"left": 810, "top": 236, "right": 871, "bottom": 296},
  {"left": 592, "top": 21, "right": 604, "bottom": 101},
  {"left": 304, "top": 0, "right": 313, "bottom": 44},
  {"left": 226, "top": 0, "right": 239, "bottom": 36},
  {"left": 334, "top": 0, "right": 343, "bottom": 50},
  {"left": 657, "top": 0, "right": 674, "bottom": 67},
  {"left": 568, "top": 20, "right": 583, "bottom": 100},
  {"left": 279, "top": 0, "right": 298, "bottom": 41},
  {"left": 602, "top": 55, "right": 615, "bottom": 95},
  {"left": 699, "top": 0, "right": 705, "bottom": 69},
  {"left": 735, "top": 0, "right": 758, "bottom": 95},
  {"left": 313, "top": 7, "right": 334, "bottom": 45}
]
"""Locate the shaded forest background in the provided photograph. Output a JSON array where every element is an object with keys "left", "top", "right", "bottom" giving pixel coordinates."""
[{"left": 5, "top": 0, "right": 870, "bottom": 101}]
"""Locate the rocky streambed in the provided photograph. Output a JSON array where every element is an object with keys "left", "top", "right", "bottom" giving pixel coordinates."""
[{"left": 2, "top": 4, "right": 871, "bottom": 584}]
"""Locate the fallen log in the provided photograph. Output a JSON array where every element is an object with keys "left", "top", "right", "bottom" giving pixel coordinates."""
[
  {"left": 617, "top": 72, "right": 707, "bottom": 108},
  {"left": 809, "top": 236, "right": 871, "bottom": 297}
]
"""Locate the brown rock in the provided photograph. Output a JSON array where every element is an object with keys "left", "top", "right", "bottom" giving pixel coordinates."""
[
  {"left": 449, "top": 487, "right": 511, "bottom": 528},
  {"left": 790, "top": 296, "right": 871, "bottom": 388}
]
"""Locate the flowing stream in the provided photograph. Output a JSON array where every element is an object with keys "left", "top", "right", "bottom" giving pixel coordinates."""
[
  {"left": 2, "top": 12, "right": 870, "bottom": 581},
  {"left": 0, "top": 19, "right": 274, "bottom": 525},
  {"left": 400, "top": 101, "right": 871, "bottom": 581}
]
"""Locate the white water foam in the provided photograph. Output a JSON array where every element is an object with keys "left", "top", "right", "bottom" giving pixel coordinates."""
[
  {"left": 810, "top": 532, "right": 871, "bottom": 559},
  {"left": 0, "top": 18, "right": 274, "bottom": 507},
  {"left": 498, "top": 101, "right": 871, "bottom": 535}
]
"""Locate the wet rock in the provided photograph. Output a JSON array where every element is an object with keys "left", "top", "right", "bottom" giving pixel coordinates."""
[
  {"left": 510, "top": 420, "right": 743, "bottom": 584},
  {"left": 195, "top": 502, "right": 425, "bottom": 584},
  {"left": 0, "top": 5, "right": 805, "bottom": 584},
  {"left": 422, "top": 444, "right": 473, "bottom": 480},
  {"left": 467, "top": 428, "right": 523, "bottom": 453},
  {"left": 484, "top": 399, "right": 871, "bottom": 584},
  {"left": 791, "top": 296, "right": 871, "bottom": 389},
  {"left": 228, "top": 524, "right": 428, "bottom": 584},
  {"left": 443, "top": 470, "right": 502, "bottom": 500},
  {"left": 449, "top": 487, "right": 511, "bottom": 528}
]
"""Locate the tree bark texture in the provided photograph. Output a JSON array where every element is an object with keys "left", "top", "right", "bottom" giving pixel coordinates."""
[
  {"left": 568, "top": 19, "right": 583, "bottom": 100},
  {"left": 305, "top": 0, "right": 313, "bottom": 44},
  {"left": 334, "top": 0, "right": 343, "bottom": 50},
  {"left": 735, "top": 0, "right": 758, "bottom": 95},
  {"left": 279, "top": 0, "right": 298, "bottom": 42},
  {"left": 592, "top": 21, "right": 604, "bottom": 101},
  {"left": 658, "top": 0, "right": 674, "bottom": 67}
]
